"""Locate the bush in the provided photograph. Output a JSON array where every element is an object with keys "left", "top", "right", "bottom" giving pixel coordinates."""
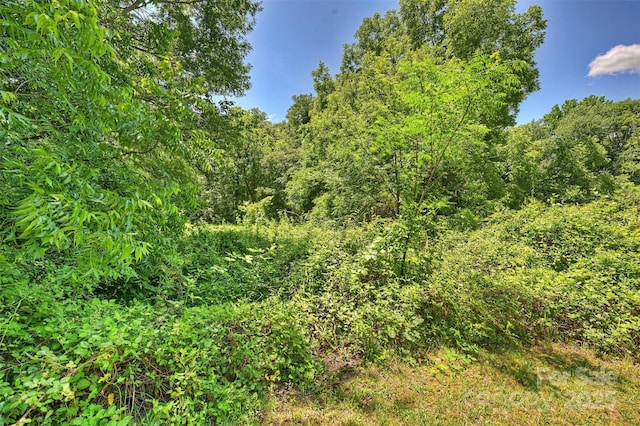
[
  {"left": 3, "top": 185, "right": 639, "bottom": 424},
  {"left": 0, "top": 292, "right": 320, "bottom": 424},
  {"left": 418, "top": 193, "right": 640, "bottom": 354}
]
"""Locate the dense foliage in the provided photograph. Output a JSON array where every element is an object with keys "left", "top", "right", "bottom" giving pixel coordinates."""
[{"left": 1, "top": 0, "right": 639, "bottom": 424}]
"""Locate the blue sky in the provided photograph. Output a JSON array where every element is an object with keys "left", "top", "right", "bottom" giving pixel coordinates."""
[{"left": 233, "top": 0, "right": 640, "bottom": 124}]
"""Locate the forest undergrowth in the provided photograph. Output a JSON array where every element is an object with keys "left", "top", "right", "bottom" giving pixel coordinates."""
[{"left": 2, "top": 187, "right": 639, "bottom": 424}]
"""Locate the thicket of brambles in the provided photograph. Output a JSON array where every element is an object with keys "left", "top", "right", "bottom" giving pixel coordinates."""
[{"left": 1, "top": 0, "right": 638, "bottom": 423}]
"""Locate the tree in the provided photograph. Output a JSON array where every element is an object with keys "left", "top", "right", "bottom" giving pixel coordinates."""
[
  {"left": 311, "top": 62, "right": 335, "bottom": 112},
  {"left": 101, "top": 0, "right": 261, "bottom": 95},
  {"left": 286, "top": 94, "right": 313, "bottom": 131},
  {"left": 285, "top": 47, "right": 523, "bottom": 222},
  {"left": 443, "top": 0, "right": 546, "bottom": 120},
  {"left": 0, "top": 0, "right": 260, "bottom": 295},
  {"left": 340, "top": 10, "right": 405, "bottom": 74},
  {"left": 501, "top": 96, "right": 640, "bottom": 206},
  {"left": 381, "top": 52, "right": 519, "bottom": 214},
  {"left": 340, "top": 0, "right": 546, "bottom": 125},
  {"left": 399, "top": 0, "right": 447, "bottom": 49},
  {"left": 1, "top": 0, "right": 159, "bottom": 293}
]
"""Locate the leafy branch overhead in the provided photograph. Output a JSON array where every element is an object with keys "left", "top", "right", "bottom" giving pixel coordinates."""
[{"left": 1, "top": 0, "right": 260, "bottom": 287}]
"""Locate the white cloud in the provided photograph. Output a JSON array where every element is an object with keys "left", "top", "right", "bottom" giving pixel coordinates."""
[{"left": 588, "top": 44, "right": 640, "bottom": 77}]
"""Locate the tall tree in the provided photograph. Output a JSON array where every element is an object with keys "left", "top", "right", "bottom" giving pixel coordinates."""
[
  {"left": 442, "top": 0, "right": 546, "bottom": 119},
  {"left": 399, "top": 0, "right": 447, "bottom": 50},
  {"left": 311, "top": 62, "right": 335, "bottom": 112},
  {"left": 286, "top": 94, "right": 313, "bottom": 131},
  {"left": 340, "top": 10, "right": 405, "bottom": 74},
  {"left": 101, "top": 0, "right": 261, "bottom": 95},
  {"left": 282, "top": 0, "right": 546, "bottom": 221},
  {"left": 0, "top": 0, "right": 260, "bottom": 294},
  {"left": 341, "top": 0, "right": 546, "bottom": 124}
]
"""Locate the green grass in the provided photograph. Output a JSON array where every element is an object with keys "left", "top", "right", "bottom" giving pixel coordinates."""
[{"left": 262, "top": 344, "right": 640, "bottom": 425}]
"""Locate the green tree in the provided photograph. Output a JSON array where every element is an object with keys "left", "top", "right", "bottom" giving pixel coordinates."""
[
  {"left": 443, "top": 0, "right": 546, "bottom": 123},
  {"left": 340, "top": 10, "right": 405, "bottom": 74},
  {"left": 279, "top": 0, "right": 547, "bottom": 222},
  {"left": 501, "top": 96, "right": 640, "bottom": 206},
  {"left": 311, "top": 62, "right": 335, "bottom": 112},
  {"left": 381, "top": 52, "right": 520, "bottom": 214},
  {"left": 100, "top": 0, "right": 261, "bottom": 95},
  {"left": 2, "top": 0, "right": 157, "bottom": 293},
  {"left": 286, "top": 49, "right": 522, "bottom": 222},
  {"left": 341, "top": 0, "right": 546, "bottom": 125},
  {"left": 286, "top": 94, "right": 313, "bottom": 131},
  {"left": 399, "top": 0, "right": 447, "bottom": 49},
  {"left": 0, "top": 0, "right": 259, "bottom": 296}
]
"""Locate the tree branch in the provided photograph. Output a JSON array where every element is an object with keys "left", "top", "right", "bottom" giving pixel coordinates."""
[
  {"left": 122, "top": 0, "right": 208, "bottom": 13},
  {"left": 107, "top": 139, "right": 160, "bottom": 160},
  {"left": 13, "top": 79, "right": 30, "bottom": 94},
  {"left": 121, "top": 0, "right": 148, "bottom": 14},
  {"left": 418, "top": 92, "right": 475, "bottom": 206}
]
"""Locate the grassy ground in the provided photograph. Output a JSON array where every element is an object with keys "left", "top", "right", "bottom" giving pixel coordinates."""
[{"left": 262, "top": 344, "right": 639, "bottom": 425}]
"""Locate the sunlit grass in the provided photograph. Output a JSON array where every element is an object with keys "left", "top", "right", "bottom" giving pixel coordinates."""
[{"left": 263, "top": 344, "right": 640, "bottom": 425}]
